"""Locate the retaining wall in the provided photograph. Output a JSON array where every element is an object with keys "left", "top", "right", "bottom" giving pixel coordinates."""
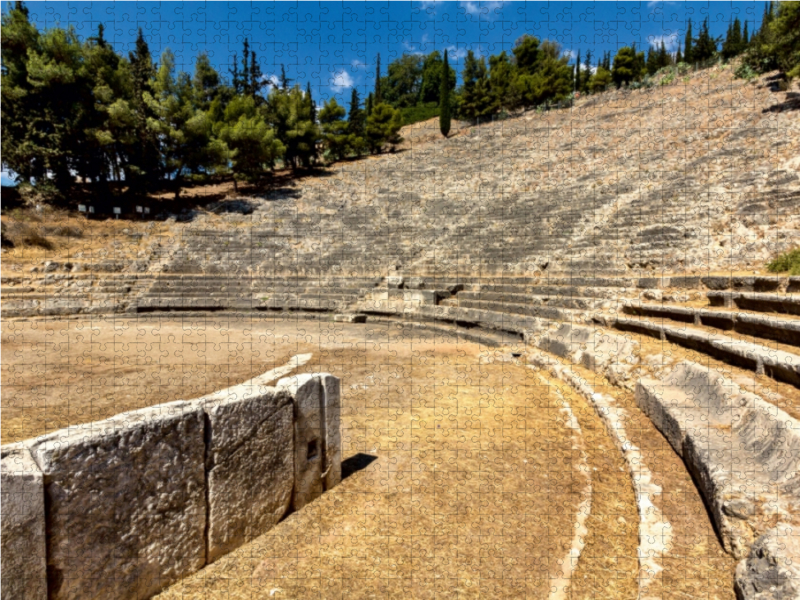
[{"left": 0, "top": 371, "right": 341, "bottom": 600}]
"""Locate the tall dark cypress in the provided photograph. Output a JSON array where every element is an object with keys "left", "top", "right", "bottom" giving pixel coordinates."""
[
  {"left": 242, "top": 38, "right": 250, "bottom": 92},
  {"left": 348, "top": 87, "right": 363, "bottom": 135},
  {"left": 439, "top": 49, "right": 451, "bottom": 137},
  {"left": 306, "top": 82, "right": 316, "bottom": 122},
  {"left": 374, "top": 53, "right": 382, "bottom": 103},
  {"left": 684, "top": 19, "right": 694, "bottom": 63}
]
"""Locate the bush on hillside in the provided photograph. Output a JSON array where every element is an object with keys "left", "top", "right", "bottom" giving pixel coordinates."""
[{"left": 767, "top": 247, "right": 800, "bottom": 276}]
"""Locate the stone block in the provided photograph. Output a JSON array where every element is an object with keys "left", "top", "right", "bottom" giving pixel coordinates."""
[
  {"left": 1, "top": 443, "right": 47, "bottom": 600},
  {"left": 29, "top": 401, "right": 206, "bottom": 600},
  {"left": 277, "top": 373, "right": 342, "bottom": 510},
  {"left": 200, "top": 387, "right": 295, "bottom": 563}
]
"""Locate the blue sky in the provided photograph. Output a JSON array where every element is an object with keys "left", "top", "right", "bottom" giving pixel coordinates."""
[{"left": 0, "top": 1, "right": 765, "bottom": 186}]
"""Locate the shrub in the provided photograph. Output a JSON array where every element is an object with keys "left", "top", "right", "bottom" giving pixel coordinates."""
[
  {"left": 767, "top": 247, "right": 800, "bottom": 275},
  {"left": 734, "top": 63, "right": 758, "bottom": 81}
]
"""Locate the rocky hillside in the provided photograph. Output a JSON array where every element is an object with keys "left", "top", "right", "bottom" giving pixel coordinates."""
[{"left": 2, "top": 64, "right": 798, "bottom": 284}]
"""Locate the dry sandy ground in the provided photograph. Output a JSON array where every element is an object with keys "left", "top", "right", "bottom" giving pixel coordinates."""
[{"left": 2, "top": 316, "right": 736, "bottom": 598}]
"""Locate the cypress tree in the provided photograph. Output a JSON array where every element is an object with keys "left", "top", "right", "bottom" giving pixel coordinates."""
[
  {"left": 742, "top": 21, "right": 749, "bottom": 47},
  {"left": 348, "top": 88, "right": 363, "bottom": 134},
  {"left": 242, "top": 38, "right": 250, "bottom": 91},
  {"left": 676, "top": 42, "right": 683, "bottom": 64},
  {"left": 249, "top": 50, "right": 263, "bottom": 98},
  {"left": 374, "top": 53, "right": 382, "bottom": 103},
  {"left": 306, "top": 82, "right": 316, "bottom": 122},
  {"left": 439, "top": 48, "right": 451, "bottom": 137},
  {"left": 574, "top": 49, "right": 581, "bottom": 91},
  {"left": 366, "top": 92, "right": 374, "bottom": 117},
  {"left": 280, "top": 64, "right": 291, "bottom": 90},
  {"left": 684, "top": 19, "right": 694, "bottom": 63},
  {"left": 230, "top": 53, "right": 240, "bottom": 93}
]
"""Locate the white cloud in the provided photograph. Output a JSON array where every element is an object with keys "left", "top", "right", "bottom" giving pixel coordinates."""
[
  {"left": 330, "top": 70, "right": 354, "bottom": 92},
  {"left": 649, "top": 33, "right": 679, "bottom": 51},
  {"left": 417, "top": 1, "right": 437, "bottom": 13},
  {"left": 647, "top": 0, "right": 675, "bottom": 7},
  {"left": 446, "top": 45, "right": 468, "bottom": 60},
  {"left": 460, "top": 1, "right": 503, "bottom": 19},
  {"left": 563, "top": 49, "right": 577, "bottom": 61},
  {"left": 402, "top": 40, "right": 426, "bottom": 56},
  {"left": 351, "top": 59, "right": 366, "bottom": 70},
  {"left": 262, "top": 74, "right": 280, "bottom": 87}
]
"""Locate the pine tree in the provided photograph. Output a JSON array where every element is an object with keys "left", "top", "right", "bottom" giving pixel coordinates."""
[
  {"left": 319, "top": 97, "right": 349, "bottom": 162},
  {"left": 611, "top": 46, "right": 638, "bottom": 87},
  {"left": 439, "top": 49, "right": 451, "bottom": 137},
  {"left": 684, "top": 19, "right": 694, "bottom": 64},
  {"left": 366, "top": 102, "right": 402, "bottom": 154},
  {"left": 693, "top": 17, "right": 718, "bottom": 63},
  {"left": 128, "top": 28, "right": 159, "bottom": 194}
]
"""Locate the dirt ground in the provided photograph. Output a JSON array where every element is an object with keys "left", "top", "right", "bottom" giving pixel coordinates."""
[{"left": 2, "top": 316, "right": 738, "bottom": 598}]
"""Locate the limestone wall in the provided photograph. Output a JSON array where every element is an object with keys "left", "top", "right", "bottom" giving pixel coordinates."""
[{"left": 0, "top": 372, "right": 340, "bottom": 600}]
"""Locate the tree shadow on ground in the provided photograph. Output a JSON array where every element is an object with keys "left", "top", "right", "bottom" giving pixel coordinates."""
[{"left": 763, "top": 92, "right": 800, "bottom": 113}]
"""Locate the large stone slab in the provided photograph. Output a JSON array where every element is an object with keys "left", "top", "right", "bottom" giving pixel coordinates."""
[
  {"left": 636, "top": 362, "right": 800, "bottom": 558},
  {"left": 199, "top": 385, "right": 295, "bottom": 563},
  {"left": 1, "top": 443, "right": 47, "bottom": 600},
  {"left": 28, "top": 401, "right": 206, "bottom": 600},
  {"left": 278, "top": 373, "right": 342, "bottom": 510}
]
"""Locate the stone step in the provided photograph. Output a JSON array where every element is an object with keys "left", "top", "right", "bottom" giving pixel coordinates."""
[
  {"left": 622, "top": 302, "right": 800, "bottom": 347},
  {"left": 636, "top": 361, "right": 800, "bottom": 561},
  {"left": 708, "top": 291, "right": 800, "bottom": 315},
  {"left": 614, "top": 316, "right": 800, "bottom": 389}
]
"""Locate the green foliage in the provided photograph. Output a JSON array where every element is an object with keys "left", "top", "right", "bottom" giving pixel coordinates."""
[
  {"left": 746, "top": 1, "right": 800, "bottom": 79},
  {"left": 692, "top": 17, "right": 720, "bottom": 63},
  {"left": 611, "top": 47, "right": 639, "bottom": 87},
  {"left": 265, "top": 86, "right": 319, "bottom": 169},
  {"left": 319, "top": 97, "right": 349, "bottom": 162},
  {"left": 216, "top": 95, "right": 283, "bottom": 182},
  {"left": 734, "top": 63, "right": 758, "bottom": 81},
  {"left": 459, "top": 50, "right": 494, "bottom": 121},
  {"left": 587, "top": 66, "right": 613, "bottom": 92},
  {"left": 398, "top": 103, "right": 440, "bottom": 126},
  {"left": 366, "top": 103, "right": 403, "bottom": 154},
  {"left": 767, "top": 247, "right": 800, "bottom": 275}
]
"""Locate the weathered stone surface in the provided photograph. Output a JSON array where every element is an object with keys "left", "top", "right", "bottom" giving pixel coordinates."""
[
  {"left": 735, "top": 523, "right": 800, "bottom": 599},
  {"left": 200, "top": 387, "right": 294, "bottom": 563},
  {"left": 28, "top": 401, "right": 206, "bottom": 600},
  {"left": 320, "top": 374, "right": 343, "bottom": 491},
  {"left": 636, "top": 362, "right": 800, "bottom": 559},
  {"left": 1, "top": 443, "right": 47, "bottom": 600},
  {"left": 277, "top": 373, "right": 341, "bottom": 510}
]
